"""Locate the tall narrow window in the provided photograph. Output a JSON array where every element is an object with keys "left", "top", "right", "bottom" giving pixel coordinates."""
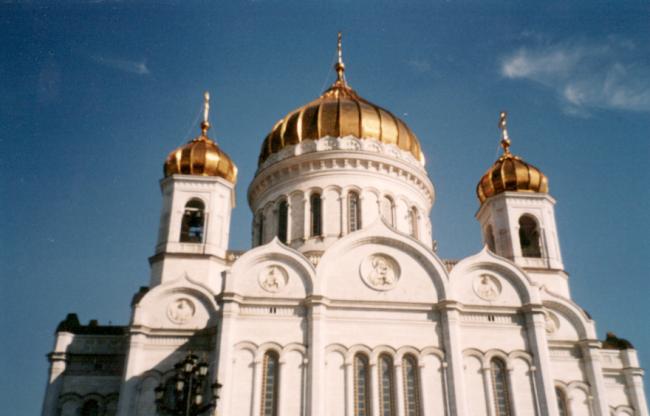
[
  {"left": 180, "top": 199, "right": 205, "bottom": 243},
  {"left": 485, "top": 225, "right": 496, "bottom": 252},
  {"left": 348, "top": 191, "right": 361, "bottom": 233},
  {"left": 381, "top": 196, "right": 395, "bottom": 227},
  {"left": 402, "top": 355, "right": 421, "bottom": 416},
  {"left": 379, "top": 354, "right": 396, "bottom": 416},
  {"left": 277, "top": 200, "right": 288, "bottom": 244},
  {"left": 408, "top": 207, "right": 419, "bottom": 238},
  {"left": 256, "top": 212, "right": 265, "bottom": 246},
  {"left": 519, "top": 215, "right": 542, "bottom": 258},
  {"left": 260, "top": 351, "right": 279, "bottom": 416},
  {"left": 556, "top": 387, "right": 569, "bottom": 416},
  {"left": 80, "top": 400, "right": 99, "bottom": 416},
  {"left": 490, "top": 358, "right": 512, "bottom": 416},
  {"left": 354, "top": 354, "right": 371, "bottom": 416},
  {"left": 311, "top": 193, "right": 322, "bottom": 237}
]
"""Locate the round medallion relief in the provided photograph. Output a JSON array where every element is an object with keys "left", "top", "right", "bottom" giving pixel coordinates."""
[
  {"left": 258, "top": 265, "right": 289, "bottom": 293},
  {"left": 359, "top": 254, "right": 400, "bottom": 291},
  {"left": 473, "top": 274, "right": 502, "bottom": 301},
  {"left": 167, "top": 298, "right": 196, "bottom": 324}
]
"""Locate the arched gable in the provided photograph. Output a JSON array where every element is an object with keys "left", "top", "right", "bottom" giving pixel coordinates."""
[
  {"left": 316, "top": 218, "right": 448, "bottom": 301},
  {"left": 449, "top": 246, "right": 539, "bottom": 307},
  {"left": 229, "top": 237, "right": 316, "bottom": 297},
  {"left": 540, "top": 287, "right": 595, "bottom": 340},
  {"left": 132, "top": 273, "right": 219, "bottom": 329}
]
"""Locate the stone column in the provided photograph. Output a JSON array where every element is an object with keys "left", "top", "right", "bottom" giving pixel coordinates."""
[
  {"left": 307, "top": 297, "right": 327, "bottom": 416},
  {"left": 395, "top": 361, "right": 405, "bottom": 416},
  {"left": 303, "top": 195, "right": 311, "bottom": 241},
  {"left": 524, "top": 306, "right": 560, "bottom": 416},
  {"left": 621, "top": 349, "right": 649, "bottom": 416},
  {"left": 482, "top": 366, "right": 497, "bottom": 416},
  {"left": 439, "top": 303, "right": 468, "bottom": 415},
  {"left": 216, "top": 294, "right": 239, "bottom": 416},
  {"left": 41, "top": 331, "right": 72, "bottom": 416},
  {"left": 251, "top": 358, "right": 263, "bottom": 416},
  {"left": 506, "top": 366, "right": 518, "bottom": 416},
  {"left": 579, "top": 341, "right": 613, "bottom": 416},
  {"left": 345, "top": 362, "right": 354, "bottom": 416},
  {"left": 418, "top": 362, "right": 431, "bottom": 416},
  {"left": 116, "top": 333, "right": 147, "bottom": 416},
  {"left": 370, "top": 361, "right": 380, "bottom": 416},
  {"left": 277, "top": 359, "right": 287, "bottom": 415}
]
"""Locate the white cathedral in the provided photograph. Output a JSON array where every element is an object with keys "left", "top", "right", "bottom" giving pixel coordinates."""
[{"left": 42, "top": 36, "right": 648, "bottom": 416}]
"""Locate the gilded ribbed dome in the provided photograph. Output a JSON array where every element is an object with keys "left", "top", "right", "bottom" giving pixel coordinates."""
[
  {"left": 258, "top": 34, "right": 423, "bottom": 166},
  {"left": 476, "top": 112, "right": 548, "bottom": 204},
  {"left": 164, "top": 93, "right": 238, "bottom": 183}
]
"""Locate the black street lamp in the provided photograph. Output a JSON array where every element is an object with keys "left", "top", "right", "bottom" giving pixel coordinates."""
[{"left": 154, "top": 354, "right": 222, "bottom": 416}]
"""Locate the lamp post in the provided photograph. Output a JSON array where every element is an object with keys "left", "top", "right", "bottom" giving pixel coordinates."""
[{"left": 154, "top": 354, "right": 222, "bottom": 416}]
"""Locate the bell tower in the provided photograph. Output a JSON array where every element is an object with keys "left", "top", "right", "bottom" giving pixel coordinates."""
[
  {"left": 151, "top": 92, "right": 238, "bottom": 287},
  {"left": 476, "top": 112, "right": 563, "bottom": 272}
]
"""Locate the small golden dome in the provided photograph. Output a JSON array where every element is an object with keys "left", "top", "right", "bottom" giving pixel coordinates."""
[
  {"left": 476, "top": 112, "right": 548, "bottom": 204},
  {"left": 258, "top": 33, "right": 423, "bottom": 166},
  {"left": 164, "top": 93, "right": 238, "bottom": 183}
]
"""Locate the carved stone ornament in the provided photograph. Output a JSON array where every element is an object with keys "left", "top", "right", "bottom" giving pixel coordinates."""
[
  {"left": 167, "top": 298, "right": 196, "bottom": 324},
  {"left": 545, "top": 311, "right": 560, "bottom": 334},
  {"left": 473, "top": 274, "right": 502, "bottom": 301},
  {"left": 360, "top": 254, "right": 400, "bottom": 291},
  {"left": 258, "top": 265, "right": 289, "bottom": 293}
]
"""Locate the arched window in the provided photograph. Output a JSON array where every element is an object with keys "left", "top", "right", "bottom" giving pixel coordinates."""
[
  {"left": 379, "top": 354, "right": 396, "bottom": 416},
  {"left": 277, "top": 200, "right": 288, "bottom": 244},
  {"left": 260, "top": 351, "right": 279, "bottom": 416},
  {"left": 354, "top": 354, "right": 371, "bottom": 416},
  {"left": 381, "top": 196, "right": 395, "bottom": 227},
  {"left": 485, "top": 225, "right": 496, "bottom": 252},
  {"left": 402, "top": 355, "right": 421, "bottom": 416},
  {"left": 348, "top": 191, "right": 361, "bottom": 233},
  {"left": 519, "top": 215, "right": 542, "bottom": 258},
  {"left": 556, "top": 387, "right": 569, "bottom": 416},
  {"left": 180, "top": 199, "right": 205, "bottom": 243},
  {"left": 256, "top": 212, "right": 265, "bottom": 246},
  {"left": 311, "top": 193, "right": 322, "bottom": 237},
  {"left": 490, "top": 358, "right": 512, "bottom": 416},
  {"left": 80, "top": 400, "right": 99, "bottom": 416},
  {"left": 408, "top": 207, "right": 419, "bottom": 238}
]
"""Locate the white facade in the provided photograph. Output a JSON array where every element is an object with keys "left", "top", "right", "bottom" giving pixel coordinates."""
[{"left": 42, "top": 87, "right": 647, "bottom": 416}]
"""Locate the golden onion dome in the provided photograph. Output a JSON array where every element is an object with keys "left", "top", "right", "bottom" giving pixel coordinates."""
[
  {"left": 258, "top": 33, "right": 423, "bottom": 166},
  {"left": 164, "top": 93, "right": 238, "bottom": 183},
  {"left": 476, "top": 112, "right": 548, "bottom": 204}
]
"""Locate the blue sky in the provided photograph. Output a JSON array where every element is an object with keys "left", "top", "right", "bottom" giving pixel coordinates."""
[{"left": 1, "top": 1, "right": 649, "bottom": 414}]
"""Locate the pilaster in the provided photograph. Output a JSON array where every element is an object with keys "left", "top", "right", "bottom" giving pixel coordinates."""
[
  {"left": 524, "top": 307, "right": 559, "bottom": 416},
  {"left": 579, "top": 341, "right": 614, "bottom": 416},
  {"left": 439, "top": 303, "right": 468, "bottom": 415}
]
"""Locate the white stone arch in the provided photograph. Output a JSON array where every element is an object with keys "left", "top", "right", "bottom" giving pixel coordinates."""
[
  {"left": 132, "top": 273, "right": 219, "bottom": 329},
  {"left": 508, "top": 350, "right": 534, "bottom": 366},
  {"left": 233, "top": 340, "right": 258, "bottom": 355},
  {"left": 316, "top": 218, "right": 449, "bottom": 298},
  {"left": 419, "top": 346, "right": 446, "bottom": 362},
  {"left": 395, "top": 346, "right": 422, "bottom": 362},
  {"left": 326, "top": 343, "right": 348, "bottom": 358},
  {"left": 462, "top": 347, "right": 485, "bottom": 362},
  {"left": 256, "top": 341, "right": 284, "bottom": 361},
  {"left": 449, "top": 246, "right": 539, "bottom": 305},
  {"left": 541, "top": 291, "right": 595, "bottom": 340},
  {"left": 229, "top": 237, "right": 316, "bottom": 295},
  {"left": 516, "top": 211, "right": 547, "bottom": 257},
  {"left": 371, "top": 344, "right": 398, "bottom": 364},
  {"left": 485, "top": 348, "right": 511, "bottom": 370},
  {"left": 346, "top": 344, "right": 374, "bottom": 364},
  {"left": 281, "top": 342, "right": 307, "bottom": 359}
]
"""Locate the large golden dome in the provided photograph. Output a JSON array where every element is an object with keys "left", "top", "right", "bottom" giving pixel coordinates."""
[
  {"left": 476, "top": 112, "right": 548, "bottom": 204},
  {"left": 164, "top": 93, "right": 238, "bottom": 183},
  {"left": 258, "top": 35, "right": 423, "bottom": 166}
]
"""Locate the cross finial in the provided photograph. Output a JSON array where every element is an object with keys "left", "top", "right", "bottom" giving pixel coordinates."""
[
  {"left": 498, "top": 111, "right": 511, "bottom": 155},
  {"left": 201, "top": 91, "right": 211, "bottom": 135},
  {"left": 334, "top": 31, "right": 346, "bottom": 84}
]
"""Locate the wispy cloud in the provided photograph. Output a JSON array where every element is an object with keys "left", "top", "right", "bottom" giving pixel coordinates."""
[
  {"left": 91, "top": 55, "right": 150, "bottom": 75},
  {"left": 407, "top": 58, "right": 432, "bottom": 73},
  {"left": 500, "top": 37, "right": 650, "bottom": 116}
]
